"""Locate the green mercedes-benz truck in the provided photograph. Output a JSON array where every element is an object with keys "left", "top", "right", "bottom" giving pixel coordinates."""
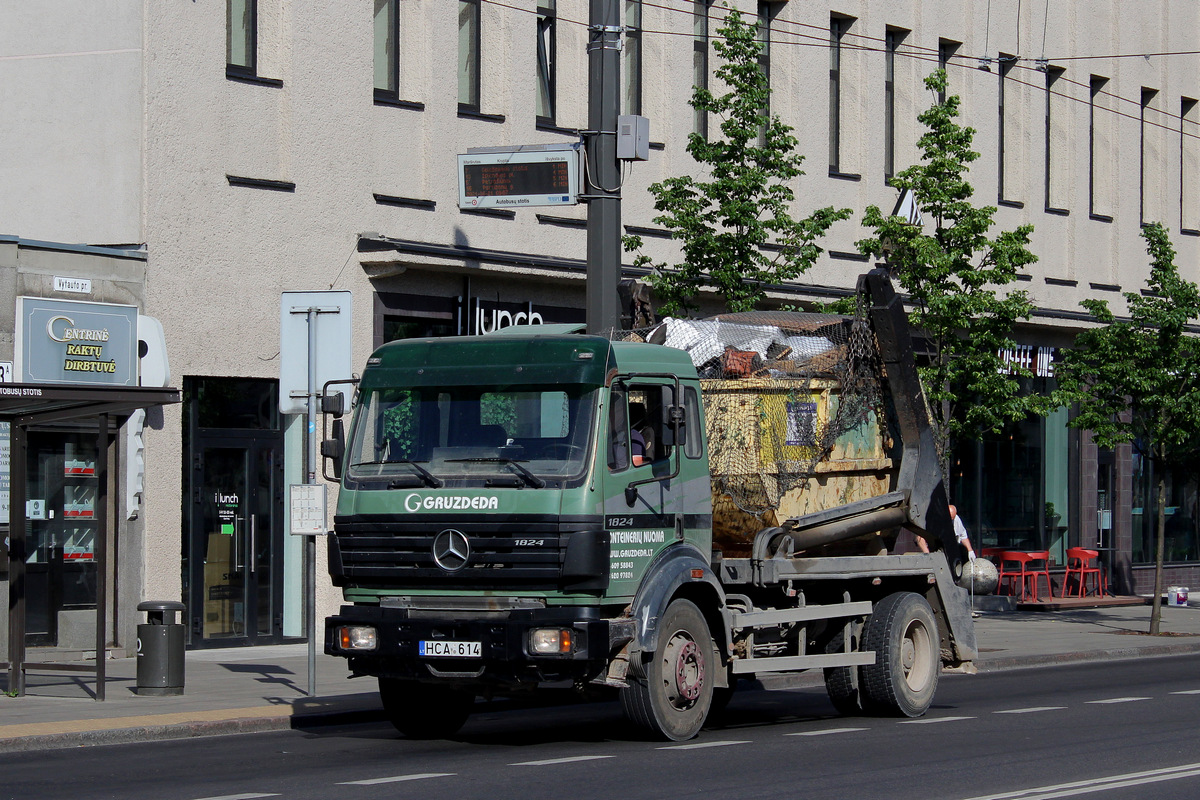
[{"left": 322, "top": 270, "right": 976, "bottom": 741}]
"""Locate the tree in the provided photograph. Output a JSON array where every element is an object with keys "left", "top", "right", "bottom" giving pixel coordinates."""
[
  {"left": 1055, "top": 222, "right": 1200, "bottom": 634},
  {"left": 855, "top": 70, "right": 1045, "bottom": 472},
  {"left": 624, "top": 9, "right": 849, "bottom": 316}
]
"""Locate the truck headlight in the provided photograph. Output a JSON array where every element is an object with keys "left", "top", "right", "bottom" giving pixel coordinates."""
[
  {"left": 529, "top": 628, "right": 573, "bottom": 655},
  {"left": 337, "top": 625, "right": 377, "bottom": 651}
]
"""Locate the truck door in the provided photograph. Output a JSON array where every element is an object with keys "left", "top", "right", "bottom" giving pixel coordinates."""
[{"left": 604, "top": 380, "right": 684, "bottom": 598}]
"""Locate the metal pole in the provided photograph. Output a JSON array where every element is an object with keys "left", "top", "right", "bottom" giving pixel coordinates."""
[
  {"left": 585, "top": 0, "right": 621, "bottom": 335},
  {"left": 306, "top": 307, "right": 318, "bottom": 697},
  {"left": 7, "top": 423, "right": 27, "bottom": 696},
  {"left": 95, "top": 414, "right": 109, "bottom": 701}
]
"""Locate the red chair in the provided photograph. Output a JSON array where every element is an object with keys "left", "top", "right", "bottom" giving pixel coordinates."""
[
  {"left": 1061, "top": 547, "right": 1107, "bottom": 597},
  {"left": 999, "top": 551, "right": 1053, "bottom": 601}
]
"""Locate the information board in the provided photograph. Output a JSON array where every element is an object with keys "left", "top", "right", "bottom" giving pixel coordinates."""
[{"left": 457, "top": 146, "right": 581, "bottom": 209}]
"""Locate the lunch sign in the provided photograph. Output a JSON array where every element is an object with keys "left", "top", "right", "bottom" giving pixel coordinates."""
[{"left": 16, "top": 297, "right": 138, "bottom": 386}]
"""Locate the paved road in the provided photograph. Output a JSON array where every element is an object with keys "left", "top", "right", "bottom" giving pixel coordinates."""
[{"left": 4, "top": 653, "right": 1200, "bottom": 800}]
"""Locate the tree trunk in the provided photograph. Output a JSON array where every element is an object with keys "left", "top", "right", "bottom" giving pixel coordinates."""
[{"left": 1150, "top": 474, "right": 1166, "bottom": 635}]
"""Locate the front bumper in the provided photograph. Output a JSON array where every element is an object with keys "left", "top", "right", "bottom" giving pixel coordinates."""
[{"left": 325, "top": 604, "right": 629, "bottom": 688}]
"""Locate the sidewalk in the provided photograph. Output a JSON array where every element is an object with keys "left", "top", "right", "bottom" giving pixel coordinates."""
[{"left": 2, "top": 600, "right": 1199, "bottom": 753}]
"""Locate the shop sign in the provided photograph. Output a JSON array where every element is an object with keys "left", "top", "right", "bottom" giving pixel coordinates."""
[
  {"left": 998, "top": 345, "right": 1057, "bottom": 378},
  {"left": 16, "top": 297, "right": 138, "bottom": 386},
  {"left": 0, "top": 362, "right": 12, "bottom": 382},
  {"left": 469, "top": 297, "right": 584, "bottom": 335}
]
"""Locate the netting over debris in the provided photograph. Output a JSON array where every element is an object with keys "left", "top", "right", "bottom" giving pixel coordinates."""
[{"left": 613, "top": 309, "right": 891, "bottom": 549}]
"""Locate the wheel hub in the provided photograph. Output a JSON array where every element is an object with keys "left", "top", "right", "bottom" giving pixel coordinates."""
[{"left": 665, "top": 637, "right": 705, "bottom": 706}]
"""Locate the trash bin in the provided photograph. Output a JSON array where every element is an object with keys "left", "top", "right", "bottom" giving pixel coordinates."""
[{"left": 136, "top": 600, "right": 186, "bottom": 696}]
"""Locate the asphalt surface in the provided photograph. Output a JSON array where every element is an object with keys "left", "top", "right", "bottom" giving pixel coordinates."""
[{"left": 1, "top": 598, "right": 1198, "bottom": 753}]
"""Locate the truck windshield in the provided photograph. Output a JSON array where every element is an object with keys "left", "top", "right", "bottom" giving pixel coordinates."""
[{"left": 346, "top": 384, "right": 597, "bottom": 486}]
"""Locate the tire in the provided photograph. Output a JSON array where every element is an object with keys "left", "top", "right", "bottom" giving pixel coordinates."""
[
  {"left": 620, "top": 599, "right": 715, "bottom": 741},
  {"left": 859, "top": 592, "right": 940, "bottom": 717},
  {"left": 378, "top": 678, "right": 474, "bottom": 739},
  {"left": 823, "top": 620, "right": 865, "bottom": 715}
]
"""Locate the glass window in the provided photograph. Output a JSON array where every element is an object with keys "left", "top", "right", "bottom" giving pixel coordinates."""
[
  {"left": 757, "top": 3, "right": 772, "bottom": 146},
  {"left": 347, "top": 383, "right": 596, "bottom": 486},
  {"left": 829, "top": 16, "right": 848, "bottom": 170},
  {"left": 192, "top": 378, "right": 280, "bottom": 431},
  {"left": 1132, "top": 454, "right": 1200, "bottom": 564},
  {"left": 884, "top": 29, "right": 901, "bottom": 182},
  {"left": 227, "top": 0, "right": 256, "bottom": 75},
  {"left": 692, "top": 1, "right": 710, "bottom": 137},
  {"left": 684, "top": 386, "right": 702, "bottom": 459},
  {"left": 458, "top": 0, "right": 480, "bottom": 111},
  {"left": 374, "top": 0, "right": 398, "bottom": 99},
  {"left": 536, "top": 1, "right": 557, "bottom": 124},
  {"left": 623, "top": 1, "right": 641, "bottom": 115}
]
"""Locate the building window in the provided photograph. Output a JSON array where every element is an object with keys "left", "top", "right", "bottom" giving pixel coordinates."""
[
  {"left": 458, "top": 0, "right": 481, "bottom": 112},
  {"left": 998, "top": 54, "right": 1019, "bottom": 203},
  {"left": 693, "top": 1, "right": 710, "bottom": 137},
  {"left": 937, "top": 39, "right": 959, "bottom": 103},
  {"left": 829, "top": 15, "right": 850, "bottom": 171},
  {"left": 374, "top": 0, "right": 399, "bottom": 100},
  {"left": 757, "top": 3, "right": 773, "bottom": 146},
  {"left": 623, "top": 1, "right": 642, "bottom": 115},
  {"left": 1089, "top": 75, "right": 1113, "bottom": 219},
  {"left": 1181, "top": 98, "right": 1199, "bottom": 232},
  {"left": 1141, "top": 87, "right": 1160, "bottom": 225},
  {"left": 227, "top": 0, "right": 256, "bottom": 77},
  {"left": 884, "top": 28, "right": 905, "bottom": 182},
  {"left": 536, "top": 1, "right": 556, "bottom": 125},
  {"left": 1044, "top": 66, "right": 1067, "bottom": 212}
]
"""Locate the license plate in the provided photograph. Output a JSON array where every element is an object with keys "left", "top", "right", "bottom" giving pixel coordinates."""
[{"left": 418, "top": 640, "right": 481, "bottom": 658}]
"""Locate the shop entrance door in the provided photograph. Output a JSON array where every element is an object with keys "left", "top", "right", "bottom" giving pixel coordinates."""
[{"left": 188, "top": 435, "right": 284, "bottom": 646}]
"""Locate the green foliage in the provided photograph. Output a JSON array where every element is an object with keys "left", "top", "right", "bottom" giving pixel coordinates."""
[
  {"left": 1057, "top": 223, "right": 1200, "bottom": 457},
  {"left": 1056, "top": 222, "right": 1200, "bottom": 633},
  {"left": 624, "top": 9, "right": 850, "bottom": 316},
  {"left": 480, "top": 393, "right": 516, "bottom": 433},
  {"left": 381, "top": 391, "right": 416, "bottom": 459},
  {"left": 855, "top": 70, "right": 1042, "bottom": 463}
]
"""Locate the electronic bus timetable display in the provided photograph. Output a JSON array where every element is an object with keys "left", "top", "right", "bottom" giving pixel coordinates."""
[{"left": 457, "top": 145, "right": 582, "bottom": 209}]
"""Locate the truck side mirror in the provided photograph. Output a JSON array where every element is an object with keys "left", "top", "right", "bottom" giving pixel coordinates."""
[
  {"left": 659, "top": 404, "right": 687, "bottom": 448},
  {"left": 321, "top": 418, "right": 346, "bottom": 480},
  {"left": 321, "top": 392, "right": 345, "bottom": 418}
]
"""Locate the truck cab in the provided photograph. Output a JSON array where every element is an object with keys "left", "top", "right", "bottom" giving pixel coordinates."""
[{"left": 324, "top": 327, "right": 711, "bottom": 736}]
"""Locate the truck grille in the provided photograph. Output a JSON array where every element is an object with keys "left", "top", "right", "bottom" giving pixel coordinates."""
[{"left": 330, "top": 516, "right": 603, "bottom": 592}]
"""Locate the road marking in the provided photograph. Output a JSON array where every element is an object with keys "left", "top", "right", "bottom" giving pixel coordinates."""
[
  {"left": 338, "top": 773, "right": 455, "bottom": 786},
  {"left": 1086, "top": 696, "right": 1151, "bottom": 704},
  {"left": 193, "top": 795, "right": 281, "bottom": 800},
  {"left": 658, "top": 740, "right": 751, "bottom": 750},
  {"left": 958, "top": 760, "right": 1200, "bottom": 800},
  {"left": 786, "top": 727, "right": 869, "bottom": 737},
  {"left": 1171, "top": 689, "right": 1200, "bottom": 695},
  {"left": 899, "top": 716, "right": 975, "bottom": 724},
  {"left": 511, "top": 755, "right": 615, "bottom": 766},
  {"left": 995, "top": 706, "right": 1067, "bottom": 714}
]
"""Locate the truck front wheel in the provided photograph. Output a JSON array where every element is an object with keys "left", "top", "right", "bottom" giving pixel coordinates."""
[
  {"left": 378, "top": 678, "right": 474, "bottom": 739},
  {"left": 621, "top": 599, "right": 714, "bottom": 741},
  {"left": 859, "top": 592, "right": 940, "bottom": 717}
]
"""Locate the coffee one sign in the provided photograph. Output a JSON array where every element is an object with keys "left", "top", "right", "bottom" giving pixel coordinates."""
[{"left": 16, "top": 297, "right": 138, "bottom": 385}]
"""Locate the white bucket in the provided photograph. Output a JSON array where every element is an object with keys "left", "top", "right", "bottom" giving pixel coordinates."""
[{"left": 1168, "top": 586, "right": 1189, "bottom": 606}]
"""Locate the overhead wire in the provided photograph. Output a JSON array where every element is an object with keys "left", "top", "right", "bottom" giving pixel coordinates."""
[{"left": 476, "top": 0, "right": 1200, "bottom": 141}]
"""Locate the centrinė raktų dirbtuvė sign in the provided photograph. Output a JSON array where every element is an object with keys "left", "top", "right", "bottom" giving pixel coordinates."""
[{"left": 15, "top": 297, "right": 138, "bottom": 386}]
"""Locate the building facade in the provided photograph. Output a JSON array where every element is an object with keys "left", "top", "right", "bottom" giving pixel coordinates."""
[{"left": 3, "top": 0, "right": 1200, "bottom": 653}]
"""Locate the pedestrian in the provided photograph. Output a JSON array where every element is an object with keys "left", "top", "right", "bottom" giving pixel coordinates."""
[{"left": 909, "top": 503, "right": 976, "bottom": 562}]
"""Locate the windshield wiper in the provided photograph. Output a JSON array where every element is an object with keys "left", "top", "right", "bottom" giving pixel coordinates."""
[
  {"left": 446, "top": 457, "right": 547, "bottom": 489},
  {"left": 348, "top": 458, "right": 443, "bottom": 487}
]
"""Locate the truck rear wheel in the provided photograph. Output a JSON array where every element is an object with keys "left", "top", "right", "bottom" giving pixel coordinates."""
[
  {"left": 621, "top": 599, "right": 714, "bottom": 741},
  {"left": 859, "top": 592, "right": 940, "bottom": 717},
  {"left": 378, "top": 678, "right": 474, "bottom": 739}
]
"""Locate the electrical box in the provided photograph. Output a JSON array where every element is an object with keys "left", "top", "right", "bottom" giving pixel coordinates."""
[{"left": 617, "top": 115, "right": 650, "bottom": 161}]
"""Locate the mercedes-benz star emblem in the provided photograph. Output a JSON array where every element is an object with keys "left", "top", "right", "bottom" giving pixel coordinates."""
[{"left": 433, "top": 529, "right": 471, "bottom": 572}]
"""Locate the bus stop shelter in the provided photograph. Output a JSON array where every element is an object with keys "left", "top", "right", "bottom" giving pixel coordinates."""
[{"left": 1, "top": 382, "right": 180, "bottom": 700}]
